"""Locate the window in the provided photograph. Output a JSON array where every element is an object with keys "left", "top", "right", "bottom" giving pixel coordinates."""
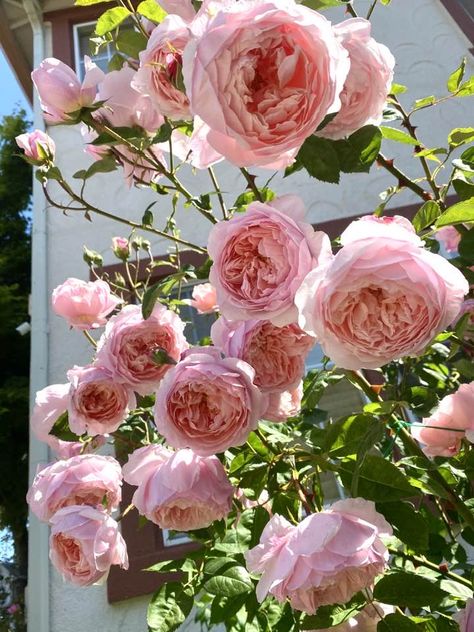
[
  {"left": 456, "top": 0, "right": 474, "bottom": 21},
  {"left": 73, "top": 21, "right": 135, "bottom": 80}
]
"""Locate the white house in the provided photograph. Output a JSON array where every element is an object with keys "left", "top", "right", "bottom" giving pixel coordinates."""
[{"left": 1, "top": 0, "right": 473, "bottom": 630}]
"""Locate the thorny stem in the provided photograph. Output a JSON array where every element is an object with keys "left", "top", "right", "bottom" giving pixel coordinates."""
[
  {"left": 388, "top": 547, "right": 472, "bottom": 588},
  {"left": 208, "top": 167, "right": 228, "bottom": 220},
  {"left": 376, "top": 153, "right": 432, "bottom": 200},
  {"left": 240, "top": 168, "right": 264, "bottom": 202}
]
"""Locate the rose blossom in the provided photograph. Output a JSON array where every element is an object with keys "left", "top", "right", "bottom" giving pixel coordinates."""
[
  {"left": 318, "top": 18, "right": 394, "bottom": 140},
  {"left": 245, "top": 498, "right": 391, "bottom": 614},
  {"left": 189, "top": 283, "right": 218, "bottom": 314},
  {"left": 16, "top": 129, "right": 56, "bottom": 163},
  {"left": 454, "top": 598, "right": 474, "bottom": 632},
  {"left": 32, "top": 57, "right": 104, "bottom": 124},
  {"left": 27, "top": 454, "right": 122, "bottom": 522},
  {"left": 133, "top": 15, "right": 191, "bottom": 120},
  {"left": 67, "top": 365, "right": 135, "bottom": 436},
  {"left": 154, "top": 347, "right": 265, "bottom": 455},
  {"left": 96, "top": 304, "right": 188, "bottom": 395},
  {"left": 412, "top": 382, "right": 474, "bottom": 456},
  {"left": 50, "top": 505, "right": 128, "bottom": 586},
  {"left": 264, "top": 383, "right": 303, "bottom": 422},
  {"left": 296, "top": 214, "right": 469, "bottom": 369},
  {"left": 52, "top": 278, "right": 121, "bottom": 330},
  {"left": 208, "top": 196, "right": 332, "bottom": 326},
  {"left": 96, "top": 66, "right": 163, "bottom": 132},
  {"left": 183, "top": 0, "right": 349, "bottom": 168},
  {"left": 212, "top": 317, "right": 314, "bottom": 392},
  {"left": 112, "top": 237, "right": 130, "bottom": 260},
  {"left": 435, "top": 225, "right": 461, "bottom": 254},
  {"left": 6, "top": 604, "right": 20, "bottom": 615},
  {"left": 158, "top": 0, "right": 195, "bottom": 21},
  {"left": 123, "top": 445, "right": 233, "bottom": 530}
]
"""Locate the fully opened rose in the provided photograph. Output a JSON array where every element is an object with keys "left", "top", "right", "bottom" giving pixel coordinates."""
[
  {"left": 123, "top": 445, "right": 234, "bottom": 530},
  {"left": 52, "top": 278, "right": 121, "bottom": 330},
  {"left": 183, "top": 0, "right": 350, "bottom": 168},
  {"left": 154, "top": 347, "right": 265, "bottom": 455},
  {"left": 245, "top": 498, "right": 391, "bottom": 613},
  {"left": 296, "top": 215, "right": 469, "bottom": 369},
  {"left": 208, "top": 196, "right": 332, "bottom": 326}
]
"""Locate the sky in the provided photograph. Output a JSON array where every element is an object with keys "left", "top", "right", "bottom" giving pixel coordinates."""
[{"left": 0, "top": 48, "right": 32, "bottom": 121}]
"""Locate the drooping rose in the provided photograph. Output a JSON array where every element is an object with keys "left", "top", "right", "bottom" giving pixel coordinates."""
[
  {"left": 296, "top": 214, "right": 469, "bottom": 369},
  {"left": 208, "top": 196, "right": 332, "bottom": 326},
  {"left": 454, "top": 598, "right": 474, "bottom": 632},
  {"left": 183, "top": 0, "right": 349, "bottom": 168},
  {"left": 16, "top": 129, "right": 56, "bottom": 163},
  {"left": 412, "top": 382, "right": 474, "bottom": 456},
  {"left": 123, "top": 445, "right": 233, "bottom": 530},
  {"left": 96, "top": 65, "right": 163, "bottom": 132},
  {"left": 133, "top": 15, "right": 191, "bottom": 120},
  {"left": 245, "top": 498, "right": 391, "bottom": 614},
  {"left": 49, "top": 505, "right": 128, "bottom": 586},
  {"left": 318, "top": 18, "right": 394, "bottom": 140},
  {"left": 154, "top": 347, "right": 265, "bottom": 455},
  {"left": 52, "top": 278, "right": 121, "bottom": 330},
  {"left": 264, "top": 383, "right": 303, "bottom": 422},
  {"left": 67, "top": 365, "right": 135, "bottom": 436},
  {"left": 27, "top": 454, "right": 122, "bottom": 522},
  {"left": 188, "top": 283, "right": 218, "bottom": 314},
  {"left": 212, "top": 317, "right": 314, "bottom": 392},
  {"left": 32, "top": 57, "right": 104, "bottom": 124},
  {"left": 96, "top": 304, "right": 188, "bottom": 395}
]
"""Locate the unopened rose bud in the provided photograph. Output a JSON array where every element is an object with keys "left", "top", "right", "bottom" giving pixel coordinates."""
[
  {"left": 112, "top": 236, "right": 130, "bottom": 261},
  {"left": 16, "top": 129, "right": 56, "bottom": 165}
]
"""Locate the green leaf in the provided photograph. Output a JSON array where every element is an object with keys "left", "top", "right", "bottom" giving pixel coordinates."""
[
  {"left": 448, "top": 127, "right": 474, "bottom": 148},
  {"left": 325, "top": 414, "right": 382, "bottom": 458},
  {"left": 447, "top": 58, "right": 466, "bottom": 93},
  {"left": 141, "top": 282, "right": 162, "bottom": 319},
  {"left": 413, "top": 96, "right": 436, "bottom": 110},
  {"left": 412, "top": 201, "right": 441, "bottom": 232},
  {"left": 377, "top": 502, "right": 429, "bottom": 551},
  {"left": 73, "top": 155, "right": 117, "bottom": 180},
  {"left": 377, "top": 613, "right": 418, "bottom": 631},
  {"left": 339, "top": 454, "right": 421, "bottom": 502},
  {"left": 204, "top": 565, "right": 253, "bottom": 597},
  {"left": 373, "top": 572, "right": 448, "bottom": 609},
  {"left": 137, "top": 0, "right": 167, "bottom": 22},
  {"left": 457, "top": 76, "right": 474, "bottom": 97},
  {"left": 95, "top": 7, "right": 131, "bottom": 36},
  {"left": 381, "top": 126, "right": 419, "bottom": 145},
  {"left": 108, "top": 53, "right": 126, "bottom": 72},
  {"left": 147, "top": 582, "right": 193, "bottom": 632},
  {"left": 115, "top": 29, "right": 147, "bottom": 58},
  {"left": 390, "top": 83, "right": 407, "bottom": 95},
  {"left": 435, "top": 198, "right": 474, "bottom": 227},
  {"left": 152, "top": 121, "right": 173, "bottom": 144},
  {"left": 301, "top": 594, "right": 365, "bottom": 629},
  {"left": 298, "top": 136, "right": 340, "bottom": 183},
  {"left": 334, "top": 125, "right": 382, "bottom": 173}
]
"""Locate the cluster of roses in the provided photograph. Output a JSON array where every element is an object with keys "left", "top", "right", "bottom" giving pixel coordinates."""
[{"left": 25, "top": 0, "right": 395, "bottom": 178}]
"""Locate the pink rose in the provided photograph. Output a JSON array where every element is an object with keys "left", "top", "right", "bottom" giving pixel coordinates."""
[
  {"left": 154, "top": 347, "right": 265, "bottom": 455},
  {"left": 31, "top": 383, "right": 70, "bottom": 446},
  {"left": 318, "top": 18, "right": 394, "bottom": 140},
  {"left": 183, "top": 0, "right": 349, "bottom": 168},
  {"left": 112, "top": 236, "right": 130, "bottom": 260},
  {"left": 123, "top": 445, "right": 233, "bottom": 530},
  {"left": 208, "top": 196, "right": 332, "bottom": 326},
  {"left": 50, "top": 505, "right": 128, "bottom": 586},
  {"left": 52, "top": 278, "right": 121, "bottom": 330},
  {"left": 27, "top": 454, "right": 122, "bottom": 522},
  {"left": 67, "top": 365, "right": 135, "bottom": 436},
  {"left": 264, "top": 383, "right": 303, "bottom": 422},
  {"left": 6, "top": 604, "right": 20, "bottom": 615},
  {"left": 412, "top": 382, "right": 474, "bottom": 456},
  {"left": 96, "top": 66, "right": 163, "bottom": 132},
  {"left": 435, "top": 226, "right": 461, "bottom": 254},
  {"left": 117, "top": 143, "right": 166, "bottom": 188},
  {"left": 189, "top": 283, "right": 218, "bottom": 314},
  {"left": 96, "top": 304, "right": 188, "bottom": 395},
  {"left": 80, "top": 124, "right": 111, "bottom": 161},
  {"left": 296, "top": 215, "right": 469, "bottom": 369},
  {"left": 16, "top": 129, "right": 56, "bottom": 163},
  {"left": 32, "top": 56, "right": 104, "bottom": 124},
  {"left": 158, "top": 0, "right": 195, "bottom": 21},
  {"left": 133, "top": 15, "right": 191, "bottom": 120},
  {"left": 245, "top": 498, "right": 391, "bottom": 614},
  {"left": 454, "top": 598, "right": 474, "bottom": 632},
  {"left": 212, "top": 317, "right": 314, "bottom": 392}
]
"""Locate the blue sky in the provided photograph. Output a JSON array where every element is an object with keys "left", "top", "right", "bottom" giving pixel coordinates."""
[{"left": 0, "top": 48, "right": 32, "bottom": 120}]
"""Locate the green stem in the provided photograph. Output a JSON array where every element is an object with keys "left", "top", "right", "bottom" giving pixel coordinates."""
[
  {"left": 388, "top": 548, "right": 472, "bottom": 588},
  {"left": 366, "top": 0, "right": 378, "bottom": 19},
  {"left": 377, "top": 153, "right": 432, "bottom": 201},
  {"left": 208, "top": 167, "right": 228, "bottom": 220},
  {"left": 240, "top": 168, "right": 264, "bottom": 202}
]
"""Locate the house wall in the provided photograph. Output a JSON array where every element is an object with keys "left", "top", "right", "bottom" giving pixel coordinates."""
[{"left": 28, "top": 1, "right": 474, "bottom": 630}]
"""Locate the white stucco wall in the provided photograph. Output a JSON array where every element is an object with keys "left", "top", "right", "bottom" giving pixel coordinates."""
[{"left": 29, "top": 1, "right": 474, "bottom": 630}]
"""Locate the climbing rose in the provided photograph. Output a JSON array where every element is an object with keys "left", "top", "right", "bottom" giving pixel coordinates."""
[
  {"left": 208, "top": 196, "right": 332, "bottom": 326},
  {"left": 264, "top": 383, "right": 303, "bottom": 422},
  {"left": 155, "top": 347, "right": 265, "bottom": 455},
  {"left": 245, "top": 498, "right": 391, "bottom": 614},
  {"left": 49, "top": 505, "right": 128, "bottom": 586},
  {"left": 52, "top": 278, "right": 121, "bottom": 330},
  {"left": 296, "top": 215, "right": 469, "bottom": 369},
  {"left": 16, "top": 129, "right": 56, "bottom": 163},
  {"left": 27, "top": 454, "right": 122, "bottom": 522},
  {"left": 188, "top": 283, "right": 218, "bottom": 314},
  {"left": 183, "top": 0, "right": 349, "bottom": 167},
  {"left": 96, "top": 304, "right": 188, "bottom": 396},
  {"left": 123, "top": 445, "right": 233, "bottom": 530}
]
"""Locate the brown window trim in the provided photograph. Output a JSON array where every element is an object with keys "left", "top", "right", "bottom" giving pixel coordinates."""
[{"left": 439, "top": 0, "right": 474, "bottom": 52}]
